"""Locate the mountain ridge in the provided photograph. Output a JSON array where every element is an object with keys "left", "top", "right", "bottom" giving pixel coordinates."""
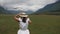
[{"left": 34, "top": 0, "right": 60, "bottom": 15}]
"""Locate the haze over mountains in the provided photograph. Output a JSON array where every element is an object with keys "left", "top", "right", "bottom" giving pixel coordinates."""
[{"left": 0, "top": 6, "right": 34, "bottom": 14}]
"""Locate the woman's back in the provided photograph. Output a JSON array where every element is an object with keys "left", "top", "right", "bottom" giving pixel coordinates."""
[{"left": 19, "top": 18, "right": 30, "bottom": 30}]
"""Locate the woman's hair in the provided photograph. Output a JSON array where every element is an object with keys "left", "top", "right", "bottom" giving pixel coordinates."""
[{"left": 21, "top": 17, "right": 27, "bottom": 23}]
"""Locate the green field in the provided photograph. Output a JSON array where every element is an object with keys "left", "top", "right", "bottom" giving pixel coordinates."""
[{"left": 0, "top": 15, "right": 60, "bottom": 34}]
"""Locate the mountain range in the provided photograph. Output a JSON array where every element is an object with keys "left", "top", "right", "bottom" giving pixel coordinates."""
[{"left": 0, "top": 6, "right": 33, "bottom": 14}]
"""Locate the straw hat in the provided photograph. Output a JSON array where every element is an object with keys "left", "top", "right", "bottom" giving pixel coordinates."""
[{"left": 19, "top": 12, "right": 28, "bottom": 17}]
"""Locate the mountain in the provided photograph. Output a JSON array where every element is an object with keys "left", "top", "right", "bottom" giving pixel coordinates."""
[
  {"left": 25, "top": 10, "right": 34, "bottom": 14},
  {"left": 5, "top": 10, "right": 21, "bottom": 14},
  {"left": 6, "top": 10, "right": 34, "bottom": 14},
  {"left": 34, "top": 0, "right": 60, "bottom": 15},
  {"left": 0, "top": 6, "right": 21, "bottom": 14},
  {"left": 0, "top": 6, "right": 34, "bottom": 14},
  {"left": 0, "top": 5, "right": 34, "bottom": 14},
  {"left": 0, "top": 6, "right": 6, "bottom": 14}
]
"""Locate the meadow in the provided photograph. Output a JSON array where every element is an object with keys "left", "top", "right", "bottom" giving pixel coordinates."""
[{"left": 0, "top": 15, "right": 60, "bottom": 34}]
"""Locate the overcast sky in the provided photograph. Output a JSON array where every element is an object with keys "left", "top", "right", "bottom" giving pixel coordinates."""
[{"left": 0, "top": 0, "right": 58, "bottom": 12}]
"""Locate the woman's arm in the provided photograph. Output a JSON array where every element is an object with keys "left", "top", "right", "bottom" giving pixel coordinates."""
[
  {"left": 14, "top": 14, "right": 20, "bottom": 22},
  {"left": 28, "top": 18, "right": 32, "bottom": 24}
]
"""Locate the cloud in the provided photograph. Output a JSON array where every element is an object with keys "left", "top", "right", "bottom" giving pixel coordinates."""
[{"left": 0, "top": 0, "right": 58, "bottom": 12}]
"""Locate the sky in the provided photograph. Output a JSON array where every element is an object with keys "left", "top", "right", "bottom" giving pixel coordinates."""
[{"left": 0, "top": 0, "right": 58, "bottom": 12}]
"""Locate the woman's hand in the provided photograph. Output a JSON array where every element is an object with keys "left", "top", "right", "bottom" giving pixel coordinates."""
[{"left": 14, "top": 14, "right": 20, "bottom": 22}]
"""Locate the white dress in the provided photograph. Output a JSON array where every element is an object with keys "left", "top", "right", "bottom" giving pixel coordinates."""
[{"left": 17, "top": 18, "right": 30, "bottom": 34}]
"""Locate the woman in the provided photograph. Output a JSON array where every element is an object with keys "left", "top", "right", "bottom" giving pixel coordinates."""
[{"left": 14, "top": 12, "right": 31, "bottom": 34}]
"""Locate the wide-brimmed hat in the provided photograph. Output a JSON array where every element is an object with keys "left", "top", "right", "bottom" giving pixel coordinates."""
[{"left": 19, "top": 12, "right": 28, "bottom": 17}]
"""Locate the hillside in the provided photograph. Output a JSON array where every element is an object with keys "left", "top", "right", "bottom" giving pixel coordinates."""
[
  {"left": 0, "top": 6, "right": 6, "bottom": 14},
  {"left": 34, "top": 1, "right": 60, "bottom": 15}
]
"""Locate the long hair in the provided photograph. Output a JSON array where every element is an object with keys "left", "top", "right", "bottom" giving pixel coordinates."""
[{"left": 21, "top": 17, "right": 27, "bottom": 23}]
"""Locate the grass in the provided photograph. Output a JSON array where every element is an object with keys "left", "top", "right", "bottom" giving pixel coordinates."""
[{"left": 0, "top": 15, "right": 60, "bottom": 34}]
